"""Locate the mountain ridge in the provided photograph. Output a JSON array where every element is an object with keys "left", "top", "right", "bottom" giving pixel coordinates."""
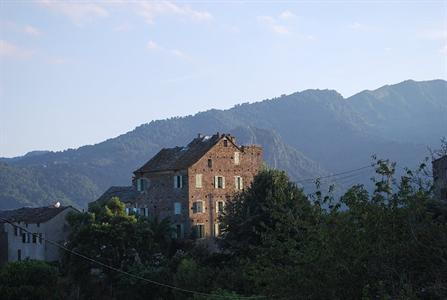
[{"left": 1, "top": 79, "right": 445, "bottom": 209}]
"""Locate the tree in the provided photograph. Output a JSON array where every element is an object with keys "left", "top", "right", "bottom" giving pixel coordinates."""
[
  {"left": 63, "top": 197, "right": 174, "bottom": 299},
  {"left": 0, "top": 260, "right": 59, "bottom": 300},
  {"left": 219, "top": 169, "right": 319, "bottom": 297}
]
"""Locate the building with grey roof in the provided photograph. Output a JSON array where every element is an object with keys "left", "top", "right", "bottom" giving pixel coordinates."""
[
  {"left": 0, "top": 205, "right": 78, "bottom": 265},
  {"left": 93, "top": 133, "right": 263, "bottom": 240}
]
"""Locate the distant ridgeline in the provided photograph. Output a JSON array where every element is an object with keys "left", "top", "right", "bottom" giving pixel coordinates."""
[{"left": 1, "top": 79, "right": 445, "bottom": 209}]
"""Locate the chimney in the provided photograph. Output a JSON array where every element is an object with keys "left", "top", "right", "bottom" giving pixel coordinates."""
[{"left": 197, "top": 133, "right": 203, "bottom": 139}]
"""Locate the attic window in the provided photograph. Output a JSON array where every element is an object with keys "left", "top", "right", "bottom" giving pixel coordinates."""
[
  {"left": 136, "top": 178, "right": 147, "bottom": 192},
  {"left": 208, "top": 159, "right": 212, "bottom": 168},
  {"left": 223, "top": 139, "right": 228, "bottom": 147}
]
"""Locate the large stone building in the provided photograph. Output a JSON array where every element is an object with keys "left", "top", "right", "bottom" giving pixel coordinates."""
[
  {"left": 433, "top": 155, "right": 447, "bottom": 201},
  {"left": 0, "top": 205, "right": 78, "bottom": 265},
  {"left": 96, "top": 133, "right": 263, "bottom": 239}
]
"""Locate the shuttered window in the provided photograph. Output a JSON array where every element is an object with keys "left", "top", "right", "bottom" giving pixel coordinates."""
[
  {"left": 214, "top": 223, "right": 220, "bottom": 237},
  {"left": 216, "top": 201, "right": 225, "bottom": 214},
  {"left": 214, "top": 176, "right": 225, "bottom": 189},
  {"left": 174, "top": 202, "right": 182, "bottom": 215},
  {"left": 192, "top": 201, "right": 204, "bottom": 213},
  {"left": 235, "top": 176, "right": 243, "bottom": 190},
  {"left": 174, "top": 175, "right": 183, "bottom": 188},
  {"left": 195, "top": 174, "right": 202, "bottom": 188},
  {"left": 195, "top": 224, "right": 205, "bottom": 239},
  {"left": 234, "top": 152, "right": 240, "bottom": 165}
]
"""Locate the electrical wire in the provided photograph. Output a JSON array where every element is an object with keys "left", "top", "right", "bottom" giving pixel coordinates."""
[
  {"left": 295, "top": 164, "right": 374, "bottom": 184},
  {"left": 0, "top": 217, "right": 266, "bottom": 300}
]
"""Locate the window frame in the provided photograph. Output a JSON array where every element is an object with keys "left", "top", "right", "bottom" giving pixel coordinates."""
[
  {"left": 216, "top": 201, "right": 225, "bottom": 214},
  {"left": 174, "top": 202, "right": 182, "bottom": 215},
  {"left": 195, "top": 174, "right": 203, "bottom": 188},
  {"left": 195, "top": 223, "right": 205, "bottom": 239},
  {"left": 214, "top": 223, "right": 221, "bottom": 237},
  {"left": 234, "top": 152, "right": 240, "bottom": 165},
  {"left": 235, "top": 176, "right": 243, "bottom": 190},
  {"left": 174, "top": 175, "right": 183, "bottom": 189},
  {"left": 214, "top": 175, "right": 225, "bottom": 189},
  {"left": 192, "top": 200, "right": 204, "bottom": 214}
]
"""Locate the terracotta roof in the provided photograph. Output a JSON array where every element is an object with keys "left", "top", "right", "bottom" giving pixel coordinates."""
[
  {"left": 0, "top": 206, "right": 75, "bottom": 224},
  {"left": 135, "top": 133, "right": 224, "bottom": 173},
  {"left": 95, "top": 186, "right": 141, "bottom": 204}
]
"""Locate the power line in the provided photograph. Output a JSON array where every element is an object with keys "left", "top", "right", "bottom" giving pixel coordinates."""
[
  {"left": 295, "top": 164, "right": 374, "bottom": 184},
  {"left": 0, "top": 217, "right": 266, "bottom": 300}
]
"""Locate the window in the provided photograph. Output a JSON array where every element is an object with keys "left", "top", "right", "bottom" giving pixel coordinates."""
[
  {"left": 174, "top": 202, "right": 182, "bottom": 215},
  {"left": 14, "top": 226, "right": 18, "bottom": 236},
  {"left": 140, "top": 207, "right": 147, "bottom": 216},
  {"left": 137, "top": 178, "right": 147, "bottom": 192},
  {"left": 32, "top": 234, "right": 37, "bottom": 243},
  {"left": 175, "top": 224, "right": 184, "bottom": 239},
  {"left": 235, "top": 176, "right": 243, "bottom": 190},
  {"left": 223, "top": 139, "right": 228, "bottom": 147},
  {"left": 17, "top": 249, "right": 21, "bottom": 261},
  {"left": 174, "top": 175, "right": 183, "bottom": 188},
  {"left": 195, "top": 174, "right": 203, "bottom": 188},
  {"left": 216, "top": 201, "right": 225, "bottom": 214},
  {"left": 214, "top": 176, "right": 225, "bottom": 189},
  {"left": 195, "top": 224, "right": 205, "bottom": 239},
  {"left": 208, "top": 159, "right": 212, "bottom": 168},
  {"left": 39, "top": 233, "right": 43, "bottom": 244},
  {"left": 125, "top": 207, "right": 130, "bottom": 215},
  {"left": 234, "top": 152, "right": 240, "bottom": 165},
  {"left": 192, "top": 201, "right": 204, "bottom": 213},
  {"left": 22, "top": 233, "right": 26, "bottom": 243},
  {"left": 27, "top": 233, "right": 31, "bottom": 243},
  {"left": 214, "top": 223, "right": 220, "bottom": 237},
  {"left": 37, "top": 223, "right": 40, "bottom": 227}
]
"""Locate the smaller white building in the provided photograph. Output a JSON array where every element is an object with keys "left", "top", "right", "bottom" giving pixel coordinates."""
[{"left": 0, "top": 205, "right": 78, "bottom": 265}]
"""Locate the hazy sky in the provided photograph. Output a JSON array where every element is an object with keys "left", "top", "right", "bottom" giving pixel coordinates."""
[{"left": 0, "top": 1, "right": 446, "bottom": 157}]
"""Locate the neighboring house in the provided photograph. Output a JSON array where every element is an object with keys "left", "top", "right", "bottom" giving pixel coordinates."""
[
  {"left": 95, "top": 133, "right": 263, "bottom": 239},
  {"left": 433, "top": 155, "right": 447, "bottom": 201},
  {"left": 0, "top": 205, "right": 78, "bottom": 265}
]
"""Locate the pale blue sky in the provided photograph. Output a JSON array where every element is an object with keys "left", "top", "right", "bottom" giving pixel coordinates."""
[{"left": 0, "top": 1, "right": 446, "bottom": 157}]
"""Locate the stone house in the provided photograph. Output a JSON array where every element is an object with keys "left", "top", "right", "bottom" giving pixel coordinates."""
[
  {"left": 96, "top": 133, "right": 263, "bottom": 239},
  {"left": 433, "top": 155, "right": 447, "bottom": 201},
  {"left": 0, "top": 205, "right": 78, "bottom": 265}
]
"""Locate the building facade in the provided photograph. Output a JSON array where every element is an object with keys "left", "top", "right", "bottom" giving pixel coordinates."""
[
  {"left": 96, "top": 133, "right": 263, "bottom": 239},
  {"left": 433, "top": 155, "right": 447, "bottom": 201},
  {"left": 0, "top": 206, "right": 78, "bottom": 265}
]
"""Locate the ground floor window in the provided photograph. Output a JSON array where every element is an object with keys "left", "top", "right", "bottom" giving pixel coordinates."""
[
  {"left": 175, "top": 223, "right": 184, "bottom": 239},
  {"left": 17, "top": 249, "right": 21, "bottom": 261},
  {"left": 195, "top": 224, "right": 205, "bottom": 239},
  {"left": 214, "top": 223, "right": 220, "bottom": 237}
]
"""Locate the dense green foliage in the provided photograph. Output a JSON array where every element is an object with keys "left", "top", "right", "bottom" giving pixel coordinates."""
[
  {"left": 2, "top": 157, "right": 447, "bottom": 299},
  {"left": 2, "top": 79, "right": 445, "bottom": 209},
  {"left": 216, "top": 163, "right": 447, "bottom": 299},
  {"left": 0, "top": 260, "right": 60, "bottom": 300}
]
